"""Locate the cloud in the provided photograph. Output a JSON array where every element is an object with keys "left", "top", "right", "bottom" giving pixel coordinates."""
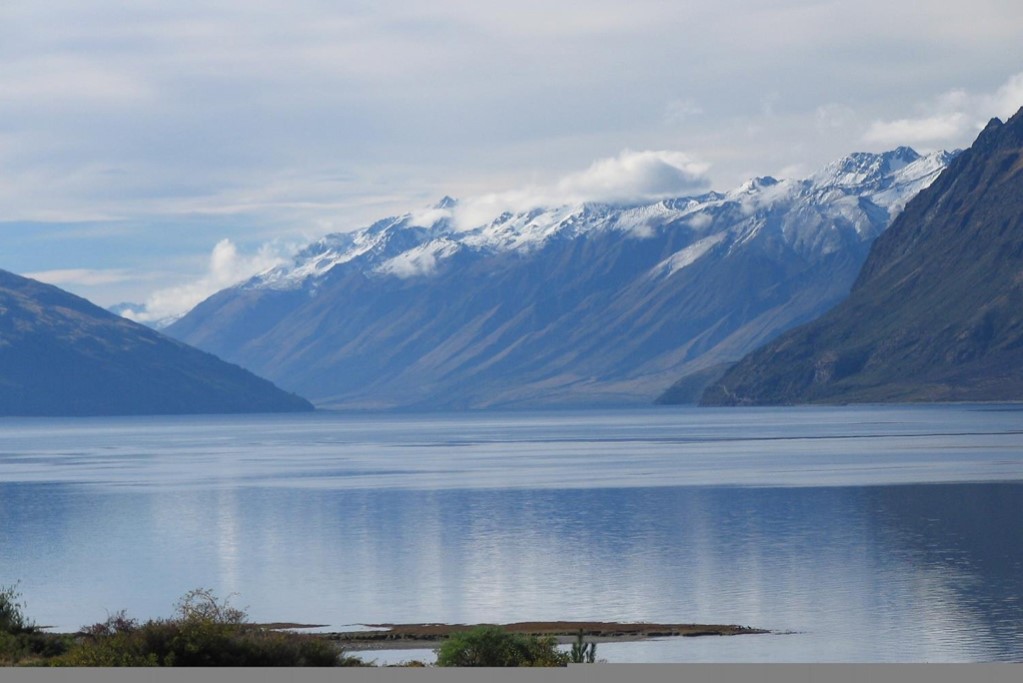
[
  {"left": 988, "top": 72, "right": 1023, "bottom": 120},
  {"left": 815, "top": 104, "right": 857, "bottom": 131},
  {"left": 863, "top": 71, "right": 1023, "bottom": 148},
  {"left": 121, "top": 239, "right": 289, "bottom": 325},
  {"left": 3, "top": 1, "right": 1023, "bottom": 313},
  {"left": 558, "top": 150, "right": 710, "bottom": 201},
  {"left": 454, "top": 150, "right": 711, "bottom": 229},
  {"left": 863, "top": 113, "right": 971, "bottom": 146},
  {"left": 1, "top": 55, "right": 153, "bottom": 107},
  {"left": 24, "top": 268, "right": 133, "bottom": 287},
  {"left": 664, "top": 98, "right": 703, "bottom": 126}
]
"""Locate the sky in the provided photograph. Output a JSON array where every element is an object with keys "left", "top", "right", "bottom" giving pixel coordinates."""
[{"left": 2, "top": 1, "right": 1023, "bottom": 321}]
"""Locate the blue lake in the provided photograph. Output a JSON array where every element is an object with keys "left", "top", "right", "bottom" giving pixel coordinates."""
[{"left": 1, "top": 405, "right": 1022, "bottom": 662}]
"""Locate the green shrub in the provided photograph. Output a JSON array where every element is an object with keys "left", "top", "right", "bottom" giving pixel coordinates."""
[
  {"left": 435, "top": 626, "right": 569, "bottom": 667},
  {"left": 570, "top": 630, "right": 597, "bottom": 663},
  {"left": 0, "top": 584, "right": 71, "bottom": 665},
  {"left": 0, "top": 584, "right": 34, "bottom": 635},
  {"left": 47, "top": 589, "right": 362, "bottom": 667}
]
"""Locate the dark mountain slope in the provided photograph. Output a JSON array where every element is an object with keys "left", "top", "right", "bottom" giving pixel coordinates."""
[
  {"left": 700, "top": 108, "right": 1023, "bottom": 405},
  {"left": 0, "top": 270, "right": 313, "bottom": 416}
]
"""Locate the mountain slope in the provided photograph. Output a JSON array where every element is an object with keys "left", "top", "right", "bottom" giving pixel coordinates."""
[
  {"left": 167, "top": 148, "right": 951, "bottom": 410},
  {"left": 0, "top": 270, "right": 313, "bottom": 416},
  {"left": 700, "top": 108, "right": 1023, "bottom": 405}
]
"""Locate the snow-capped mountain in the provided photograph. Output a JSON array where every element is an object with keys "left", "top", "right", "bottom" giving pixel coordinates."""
[
  {"left": 251, "top": 147, "right": 947, "bottom": 291},
  {"left": 166, "top": 147, "right": 954, "bottom": 409},
  {"left": 699, "top": 110, "right": 1023, "bottom": 406}
]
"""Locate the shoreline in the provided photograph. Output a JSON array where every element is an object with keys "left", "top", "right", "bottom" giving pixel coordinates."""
[{"left": 313, "top": 621, "right": 770, "bottom": 652}]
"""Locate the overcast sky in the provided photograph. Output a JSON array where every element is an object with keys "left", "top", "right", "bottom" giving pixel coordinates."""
[{"left": 3, "top": 1, "right": 1023, "bottom": 316}]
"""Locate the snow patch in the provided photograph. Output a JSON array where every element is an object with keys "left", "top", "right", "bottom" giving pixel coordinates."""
[
  {"left": 650, "top": 232, "right": 727, "bottom": 279},
  {"left": 376, "top": 239, "right": 461, "bottom": 278}
]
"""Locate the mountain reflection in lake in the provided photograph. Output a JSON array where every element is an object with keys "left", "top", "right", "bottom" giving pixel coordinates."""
[{"left": 1, "top": 406, "right": 1021, "bottom": 661}]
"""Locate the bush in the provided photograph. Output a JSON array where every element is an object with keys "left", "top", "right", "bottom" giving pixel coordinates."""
[
  {"left": 0, "top": 584, "right": 70, "bottom": 665},
  {"left": 174, "top": 588, "right": 246, "bottom": 625},
  {"left": 570, "top": 630, "right": 597, "bottom": 663},
  {"left": 47, "top": 588, "right": 362, "bottom": 667},
  {"left": 435, "top": 626, "right": 569, "bottom": 667},
  {"left": 0, "top": 584, "right": 34, "bottom": 635}
]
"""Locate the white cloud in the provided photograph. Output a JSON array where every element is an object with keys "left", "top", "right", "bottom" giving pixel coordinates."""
[
  {"left": 686, "top": 213, "right": 714, "bottom": 231},
  {"left": 988, "top": 72, "right": 1023, "bottom": 120},
  {"left": 454, "top": 150, "right": 711, "bottom": 229},
  {"left": 664, "top": 98, "right": 703, "bottom": 126},
  {"left": 863, "top": 113, "right": 971, "bottom": 146},
  {"left": 815, "top": 103, "right": 857, "bottom": 131},
  {"left": 0, "top": 56, "right": 153, "bottom": 107},
  {"left": 24, "top": 268, "right": 133, "bottom": 288},
  {"left": 121, "top": 239, "right": 289, "bottom": 325},
  {"left": 3, "top": 0, "right": 1023, "bottom": 311},
  {"left": 558, "top": 150, "right": 710, "bottom": 201},
  {"left": 407, "top": 207, "right": 453, "bottom": 228},
  {"left": 862, "top": 71, "right": 1023, "bottom": 148}
]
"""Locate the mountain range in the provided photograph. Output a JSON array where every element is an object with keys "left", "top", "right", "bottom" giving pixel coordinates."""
[
  {"left": 166, "top": 147, "right": 952, "bottom": 409},
  {"left": 700, "top": 107, "right": 1023, "bottom": 405},
  {"left": 0, "top": 269, "right": 313, "bottom": 416}
]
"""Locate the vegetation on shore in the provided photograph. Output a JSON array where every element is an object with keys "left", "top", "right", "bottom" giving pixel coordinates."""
[
  {"left": 0, "top": 587, "right": 363, "bottom": 667},
  {"left": 330, "top": 620, "right": 766, "bottom": 647},
  {"left": 1, "top": 585, "right": 606, "bottom": 668},
  {"left": 0, "top": 584, "right": 69, "bottom": 665},
  {"left": 434, "top": 626, "right": 576, "bottom": 667}
]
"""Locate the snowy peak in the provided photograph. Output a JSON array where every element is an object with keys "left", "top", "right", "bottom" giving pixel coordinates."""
[
  {"left": 251, "top": 210, "right": 454, "bottom": 289},
  {"left": 434, "top": 195, "right": 458, "bottom": 209},
  {"left": 814, "top": 146, "right": 920, "bottom": 188},
  {"left": 243, "top": 147, "right": 953, "bottom": 292},
  {"left": 735, "top": 176, "right": 781, "bottom": 194},
  {"left": 810, "top": 146, "right": 955, "bottom": 206}
]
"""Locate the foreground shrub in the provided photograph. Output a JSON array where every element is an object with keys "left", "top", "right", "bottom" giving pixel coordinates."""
[
  {"left": 53, "top": 622, "right": 343, "bottom": 667},
  {"left": 570, "top": 630, "right": 597, "bottom": 663},
  {"left": 47, "top": 588, "right": 362, "bottom": 667},
  {"left": 435, "top": 626, "right": 569, "bottom": 667},
  {"left": 0, "top": 584, "right": 70, "bottom": 665},
  {"left": 0, "top": 584, "right": 34, "bottom": 636}
]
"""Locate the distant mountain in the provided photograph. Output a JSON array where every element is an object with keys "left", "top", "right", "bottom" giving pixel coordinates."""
[
  {"left": 0, "top": 270, "right": 313, "bottom": 416},
  {"left": 166, "top": 147, "right": 951, "bottom": 410},
  {"left": 700, "top": 107, "right": 1023, "bottom": 405},
  {"left": 106, "top": 302, "right": 179, "bottom": 331},
  {"left": 107, "top": 301, "right": 147, "bottom": 320}
]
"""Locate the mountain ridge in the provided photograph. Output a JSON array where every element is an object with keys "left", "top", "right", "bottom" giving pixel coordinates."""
[{"left": 166, "top": 147, "right": 953, "bottom": 409}]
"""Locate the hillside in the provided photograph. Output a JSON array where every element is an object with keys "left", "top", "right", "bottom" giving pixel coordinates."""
[
  {"left": 699, "top": 107, "right": 1023, "bottom": 405},
  {"left": 0, "top": 270, "right": 313, "bottom": 416}
]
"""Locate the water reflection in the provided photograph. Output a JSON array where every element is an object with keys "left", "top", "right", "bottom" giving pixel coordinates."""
[
  {"left": 3, "top": 481, "right": 1021, "bottom": 660},
  {"left": 865, "top": 484, "right": 1023, "bottom": 659},
  {"left": 2, "top": 407, "right": 1022, "bottom": 661}
]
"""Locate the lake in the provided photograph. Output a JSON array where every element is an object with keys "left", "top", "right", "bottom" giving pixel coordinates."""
[{"left": 1, "top": 405, "right": 1022, "bottom": 662}]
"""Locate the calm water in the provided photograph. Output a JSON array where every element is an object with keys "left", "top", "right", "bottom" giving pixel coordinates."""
[{"left": 1, "top": 405, "right": 1022, "bottom": 662}]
